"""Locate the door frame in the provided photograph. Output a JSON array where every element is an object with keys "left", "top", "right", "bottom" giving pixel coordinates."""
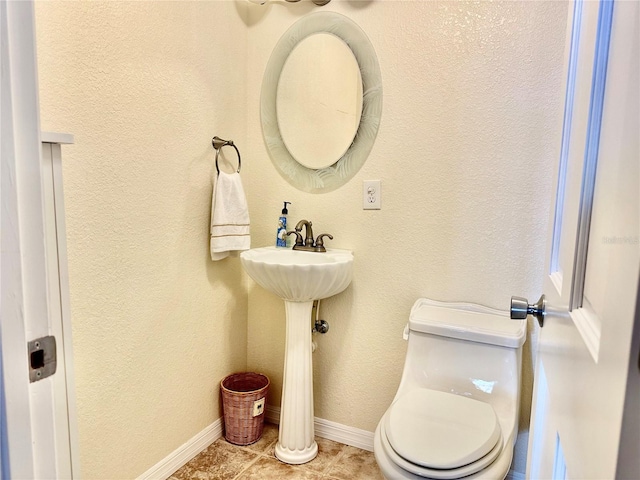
[{"left": 1, "top": 1, "right": 60, "bottom": 477}]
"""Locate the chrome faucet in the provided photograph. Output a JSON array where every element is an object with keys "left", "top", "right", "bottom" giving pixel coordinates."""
[{"left": 287, "top": 219, "right": 333, "bottom": 253}]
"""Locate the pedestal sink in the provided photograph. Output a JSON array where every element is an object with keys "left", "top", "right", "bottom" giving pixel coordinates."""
[{"left": 240, "top": 246, "right": 354, "bottom": 464}]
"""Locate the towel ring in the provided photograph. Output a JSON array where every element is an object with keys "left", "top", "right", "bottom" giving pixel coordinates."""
[{"left": 212, "top": 136, "right": 241, "bottom": 175}]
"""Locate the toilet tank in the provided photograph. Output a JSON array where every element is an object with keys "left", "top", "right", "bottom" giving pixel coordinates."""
[{"left": 396, "top": 298, "right": 527, "bottom": 407}]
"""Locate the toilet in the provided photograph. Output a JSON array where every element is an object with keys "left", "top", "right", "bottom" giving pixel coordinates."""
[{"left": 374, "top": 298, "right": 526, "bottom": 480}]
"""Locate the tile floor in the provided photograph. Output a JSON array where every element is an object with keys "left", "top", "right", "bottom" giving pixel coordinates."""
[{"left": 170, "top": 423, "right": 384, "bottom": 480}]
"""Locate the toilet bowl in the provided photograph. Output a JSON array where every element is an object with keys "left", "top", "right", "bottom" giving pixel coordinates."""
[{"left": 373, "top": 298, "right": 526, "bottom": 480}]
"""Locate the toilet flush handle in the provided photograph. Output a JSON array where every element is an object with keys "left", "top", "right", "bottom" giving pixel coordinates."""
[
  {"left": 402, "top": 324, "right": 409, "bottom": 341},
  {"left": 510, "top": 295, "right": 546, "bottom": 327}
]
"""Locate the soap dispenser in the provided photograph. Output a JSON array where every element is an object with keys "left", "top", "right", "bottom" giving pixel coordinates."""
[{"left": 276, "top": 201, "right": 291, "bottom": 247}]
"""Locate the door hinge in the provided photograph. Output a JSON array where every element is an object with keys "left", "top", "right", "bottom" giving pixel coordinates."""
[{"left": 28, "top": 335, "right": 57, "bottom": 382}]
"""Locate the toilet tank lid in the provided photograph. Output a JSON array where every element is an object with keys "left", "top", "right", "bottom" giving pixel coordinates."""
[{"left": 409, "top": 298, "right": 526, "bottom": 348}]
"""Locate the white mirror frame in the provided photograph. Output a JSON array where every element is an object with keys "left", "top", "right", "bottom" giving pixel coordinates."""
[{"left": 261, "top": 12, "right": 383, "bottom": 193}]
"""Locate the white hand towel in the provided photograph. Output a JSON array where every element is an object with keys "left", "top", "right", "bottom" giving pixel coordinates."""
[{"left": 210, "top": 171, "right": 250, "bottom": 261}]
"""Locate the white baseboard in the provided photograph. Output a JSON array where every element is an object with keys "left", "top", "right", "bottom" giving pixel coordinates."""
[
  {"left": 265, "top": 405, "right": 374, "bottom": 452},
  {"left": 264, "top": 404, "right": 280, "bottom": 425},
  {"left": 137, "top": 409, "right": 525, "bottom": 480},
  {"left": 267, "top": 406, "right": 527, "bottom": 478},
  {"left": 136, "top": 418, "right": 223, "bottom": 480}
]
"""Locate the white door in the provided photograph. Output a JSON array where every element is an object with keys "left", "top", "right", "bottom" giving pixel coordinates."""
[{"left": 521, "top": 0, "right": 639, "bottom": 478}]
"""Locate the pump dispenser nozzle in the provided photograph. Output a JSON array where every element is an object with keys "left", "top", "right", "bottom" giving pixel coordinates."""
[{"left": 282, "top": 201, "right": 291, "bottom": 215}]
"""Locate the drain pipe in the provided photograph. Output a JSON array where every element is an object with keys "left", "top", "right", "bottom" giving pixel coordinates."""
[{"left": 311, "top": 300, "right": 329, "bottom": 352}]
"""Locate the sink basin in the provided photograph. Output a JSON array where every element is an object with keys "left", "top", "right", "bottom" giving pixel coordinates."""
[
  {"left": 240, "top": 246, "right": 354, "bottom": 464},
  {"left": 240, "top": 246, "right": 353, "bottom": 302}
]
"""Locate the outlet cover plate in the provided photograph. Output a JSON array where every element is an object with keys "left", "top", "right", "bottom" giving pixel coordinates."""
[{"left": 363, "top": 180, "right": 381, "bottom": 210}]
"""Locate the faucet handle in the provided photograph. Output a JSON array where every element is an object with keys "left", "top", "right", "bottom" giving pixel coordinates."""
[
  {"left": 314, "top": 233, "right": 333, "bottom": 252},
  {"left": 286, "top": 230, "right": 304, "bottom": 247}
]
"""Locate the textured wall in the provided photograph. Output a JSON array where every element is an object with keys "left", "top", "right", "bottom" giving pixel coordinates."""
[
  {"left": 35, "top": 2, "right": 248, "bottom": 478},
  {"left": 244, "top": 0, "right": 567, "bottom": 474},
  {"left": 35, "top": 0, "right": 568, "bottom": 477}
]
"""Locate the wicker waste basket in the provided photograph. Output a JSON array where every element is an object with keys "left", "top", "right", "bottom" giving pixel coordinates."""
[{"left": 221, "top": 372, "right": 270, "bottom": 446}]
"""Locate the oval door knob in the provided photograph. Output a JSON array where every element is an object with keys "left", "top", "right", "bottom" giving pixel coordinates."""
[{"left": 510, "top": 294, "right": 546, "bottom": 327}]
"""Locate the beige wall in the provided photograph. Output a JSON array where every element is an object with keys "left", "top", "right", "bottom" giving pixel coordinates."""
[
  {"left": 36, "top": 0, "right": 568, "bottom": 477},
  {"left": 35, "top": 1, "right": 248, "bottom": 478},
  {"left": 244, "top": 0, "right": 567, "bottom": 474}
]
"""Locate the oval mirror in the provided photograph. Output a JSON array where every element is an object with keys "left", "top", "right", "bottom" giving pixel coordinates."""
[
  {"left": 261, "top": 12, "right": 382, "bottom": 193},
  {"left": 277, "top": 33, "right": 363, "bottom": 170}
]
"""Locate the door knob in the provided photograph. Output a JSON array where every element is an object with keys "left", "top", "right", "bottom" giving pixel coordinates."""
[{"left": 510, "top": 294, "right": 546, "bottom": 327}]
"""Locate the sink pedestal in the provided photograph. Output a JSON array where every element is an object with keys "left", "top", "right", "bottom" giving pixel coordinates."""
[
  {"left": 275, "top": 300, "right": 318, "bottom": 464},
  {"left": 239, "top": 247, "right": 354, "bottom": 465}
]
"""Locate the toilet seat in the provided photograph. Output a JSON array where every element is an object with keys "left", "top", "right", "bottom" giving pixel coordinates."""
[
  {"left": 380, "top": 419, "right": 504, "bottom": 479},
  {"left": 382, "top": 389, "right": 503, "bottom": 478},
  {"left": 385, "top": 389, "right": 501, "bottom": 469}
]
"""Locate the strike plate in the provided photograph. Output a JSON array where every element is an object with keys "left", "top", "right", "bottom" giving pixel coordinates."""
[{"left": 28, "top": 336, "right": 57, "bottom": 382}]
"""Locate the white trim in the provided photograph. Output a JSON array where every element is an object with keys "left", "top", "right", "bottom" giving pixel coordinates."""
[
  {"left": 139, "top": 408, "right": 526, "bottom": 479},
  {"left": 41, "top": 143, "right": 73, "bottom": 478},
  {"left": 315, "top": 416, "right": 375, "bottom": 452},
  {"left": 550, "top": 271, "right": 563, "bottom": 296},
  {"left": 265, "top": 404, "right": 281, "bottom": 425},
  {"left": 265, "top": 405, "right": 374, "bottom": 452},
  {"left": 41, "top": 140, "right": 81, "bottom": 477},
  {"left": 51, "top": 142, "right": 82, "bottom": 476},
  {"left": 569, "top": 0, "right": 615, "bottom": 313},
  {"left": 570, "top": 307, "right": 601, "bottom": 362},
  {"left": 1, "top": 1, "right": 59, "bottom": 477},
  {"left": 41, "top": 131, "right": 74, "bottom": 145},
  {"left": 136, "top": 418, "right": 223, "bottom": 480},
  {"left": 549, "top": 0, "right": 583, "bottom": 277}
]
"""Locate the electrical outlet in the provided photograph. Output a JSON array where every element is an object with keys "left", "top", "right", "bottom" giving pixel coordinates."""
[{"left": 363, "top": 180, "right": 381, "bottom": 210}]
